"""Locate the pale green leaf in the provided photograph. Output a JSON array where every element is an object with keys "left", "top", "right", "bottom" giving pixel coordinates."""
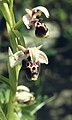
[
  {"left": 0, "top": 74, "right": 10, "bottom": 87},
  {"left": 0, "top": 107, "right": 7, "bottom": 120},
  {"left": 12, "top": 30, "right": 25, "bottom": 47}
]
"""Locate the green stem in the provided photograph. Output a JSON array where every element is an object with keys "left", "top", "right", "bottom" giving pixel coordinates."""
[
  {"left": 0, "top": 1, "right": 19, "bottom": 120},
  {"left": 7, "top": 64, "right": 20, "bottom": 120},
  {"left": 0, "top": 1, "right": 14, "bottom": 28},
  {"left": 0, "top": 1, "right": 23, "bottom": 120},
  {"left": 7, "top": 91, "right": 15, "bottom": 120},
  {"left": 6, "top": 22, "right": 18, "bottom": 52}
]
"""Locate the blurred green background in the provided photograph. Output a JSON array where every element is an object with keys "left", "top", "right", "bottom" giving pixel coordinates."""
[{"left": 0, "top": 0, "right": 72, "bottom": 120}]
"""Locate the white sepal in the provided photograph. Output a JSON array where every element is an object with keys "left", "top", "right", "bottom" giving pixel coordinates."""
[
  {"left": 22, "top": 14, "right": 31, "bottom": 29},
  {"left": 25, "top": 9, "right": 32, "bottom": 16},
  {"left": 38, "top": 50, "right": 48, "bottom": 64},
  {"left": 8, "top": 47, "right": 25, "bottom": 68},
  {"left": 32, "top": 6, "right": 50, "bottom": 18}
]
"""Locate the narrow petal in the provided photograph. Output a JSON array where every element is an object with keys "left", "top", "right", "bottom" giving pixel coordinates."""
[
  {"left": 37, "top": 45, "right": 43, "bottom": 49},
  {"left": 8, "top": 47, "right": 14, "bottom": 67},
  {"left": 38, "top": 50, "right": 48, "bottom": 64},
  {"left": 8, "top": 47, "right": 25, "bottom": 67},
  {"left": 18, "top": 45, "right": 26, "bottom": 52},
  {"left": 32, "top": 6, "right": 49, "bottom": 18},
  {"left": 25, "top": 8, "right": 32, "bottom": 17}
]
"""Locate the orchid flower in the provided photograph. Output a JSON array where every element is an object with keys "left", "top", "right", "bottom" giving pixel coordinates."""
[
  {"left": 22, "top": 6, "right": 50, "bottom": 38},
  {"left": 9, "top": 45, "right": 48, "bottom": 80}
]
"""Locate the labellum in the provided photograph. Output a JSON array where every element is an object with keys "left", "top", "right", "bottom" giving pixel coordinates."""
[
  {"left": 35, "top": 22, "right": 49, "bottom": 38},
  {"left": 22, "top": 59, "right": 40, "bottom": 81}
]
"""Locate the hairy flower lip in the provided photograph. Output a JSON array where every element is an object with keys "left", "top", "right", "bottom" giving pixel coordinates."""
[
  {"left": 35, "top": 23, "right": 49, "bottom": 38},
  {"left": 32, "top": 75, "right": 38, "bottom": 80},
  {"left": 32, "top": 72, "right": 38, "bottom": 76}
]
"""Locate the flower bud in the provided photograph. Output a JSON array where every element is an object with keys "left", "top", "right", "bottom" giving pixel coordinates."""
[{"left": 16, "top": 85, "right": 35, "bottom": 105}]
